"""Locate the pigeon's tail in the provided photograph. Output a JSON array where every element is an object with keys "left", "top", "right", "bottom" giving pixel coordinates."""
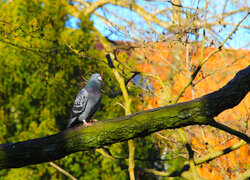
[{"left": 66, "top": 117, "right": 78, "bottom": 129}]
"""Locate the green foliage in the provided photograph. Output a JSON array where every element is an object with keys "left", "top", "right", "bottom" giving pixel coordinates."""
[
  {"left": 0, "top": 0, "right": 74, "bottom": 141},
  {"left": 59, "top": 151, "right": 128, "bottom": 180},
  {"left": 0, "top": 0, "right": 185, "bottom": 179},
  {"left": 0, "top": 0, "right": 129, "bottom": 178},
  {"left": 0, "top": 0, "right": 111, "bottom": 178}
]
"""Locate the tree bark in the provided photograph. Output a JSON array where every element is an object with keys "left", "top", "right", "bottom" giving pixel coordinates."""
[{"left": 0, "top": 66, "right": 249, "bottom": 169}]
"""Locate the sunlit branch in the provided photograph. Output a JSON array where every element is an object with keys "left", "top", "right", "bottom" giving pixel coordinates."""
[
  {"left": 49, "top": 162, "right": 77, "bottom": 180},
  {"left": 63, "top": 39, "right": 106, "bottom": 63},
  {"left": 80, "top": 0, "right": 172, "bottom": 29},
  {"left": 194, "top": 140, "right": 247, "bottom": 165},
  {"left": 106, "top": 53, "right": 135, "bottom": 180},
  {"left": 101, "top": 6, "right": 150, "bottom": 40},
  {"left": 173, "top": 11, "right": 249, "bottom": 103},
  {"left": 209, "top": 8, "right": 250, "bottom": 20},
  {"left": 83, "top": 0, "right": 111, "bottom": 16},
  {"left": 0, "top": 38, "right": 48, "bottom": 55},
  {"left": 155, "top": 132, "right": 180, "bottom": 144},
  {"left": 235, "top": 169, "right": 250, "bottom": 180},
  {"left": 194, "top": 52, "right": 250, "bottom": 86},
  {"left": 177, "top": 128, "right": 200, "bottom": 179},
  {"left": 200, "top": 126, "right": 214, "bottom": 153}
]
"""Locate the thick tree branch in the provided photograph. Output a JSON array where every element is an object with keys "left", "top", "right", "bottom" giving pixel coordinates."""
[
  {"left": 201, "top": 65, "right": 249, "bottom": 117},
  {"left": 0, "top": 66, "right": 249, "bottom": 169}
]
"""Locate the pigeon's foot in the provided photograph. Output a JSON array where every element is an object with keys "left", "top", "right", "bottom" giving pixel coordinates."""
[
  {"left": 83, "top": 122, "right": 94, "bottom": 127},
  {"left": 90, "top": 119, "right": 98, "bottom": 122}
]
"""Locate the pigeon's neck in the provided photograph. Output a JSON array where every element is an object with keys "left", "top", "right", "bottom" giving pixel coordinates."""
[{"left": 85, "top": 79, "right": 101, "bottom": 90}]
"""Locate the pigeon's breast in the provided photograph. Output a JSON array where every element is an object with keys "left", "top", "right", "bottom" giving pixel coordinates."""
[
  {"left": 87, "top": 91, "right": 101, "bottom": 108},
  {"left": 80, "top": 90, "right": 101, "bottom": 121}
]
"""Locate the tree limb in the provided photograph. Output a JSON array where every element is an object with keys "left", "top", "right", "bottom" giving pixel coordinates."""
[
  {"left": 194, "top": 140, "right": 247, "bottom": 165},
  {"left": 0, "top": 66, "right": 249, "bottom": 169},
  {"left": 209, "top": 120, "right": 249, "bottom": 142}
]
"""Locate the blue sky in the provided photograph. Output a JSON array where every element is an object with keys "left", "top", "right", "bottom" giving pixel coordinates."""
[{"left": 66, "top": 0, "right": 250, "bottom": 49}]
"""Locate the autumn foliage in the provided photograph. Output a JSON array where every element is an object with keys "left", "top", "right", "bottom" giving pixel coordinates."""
[
  {"left": 0, "top": 0, "right": 249, "bottom": 178},
  {"left": 133, "top": 43, "right": 249, "bottom": 179}
]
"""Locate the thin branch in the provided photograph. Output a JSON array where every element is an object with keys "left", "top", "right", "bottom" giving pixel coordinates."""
[
  {"left": 194, "top": 51, "right": 250, "bottom": 86},
  {"left": 83, "top": 0, "right": 111, "bottom": 16},
  {"left": 63, "top": 39, "right": 106, "bottom": 63},
  {"left": 209, "top": 120, "right": 250, "bottom": 143},
  {"left": 218, "top": 11, "right": 249, "bottom": 50},
  {"left": 173, "top": 11, "right": 249, "bottom": 103},
  {"left": 200, "top": 126, "right": 214, "bottom": 153},
  {"left": 102, "top": 147, "right": 185, "bottom": 161},
  {"left": 125, "top": 72, "right": 140, "bottom": 86},
  {"left": 0, "top": 38, "right": 48, "bottom": 54},
  {"left": 155, "top": 132, "right": 179, "bottom": 143},
  {"left": 235, "top": 169, "right": 250, "bottom": 180},
  {"left": 96, "top": 148, "right": 189, "bottom": 177},
  {"left": 195, "top": 140, "right": 247, "bottom": 165},
  {"left": 49, "top": 162, "right": 77, "bottom": 180}
]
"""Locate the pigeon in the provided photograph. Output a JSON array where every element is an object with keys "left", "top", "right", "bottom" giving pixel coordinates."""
[{"left": 66, "top": 73, "right": 102, "bottom": 129}]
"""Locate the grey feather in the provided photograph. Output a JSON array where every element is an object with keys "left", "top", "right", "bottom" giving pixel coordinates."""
[{"left": 66, "top": 73, "right": 102, "bottom": 129}]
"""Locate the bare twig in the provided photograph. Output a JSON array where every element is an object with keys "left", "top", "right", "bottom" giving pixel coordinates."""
[
  {"left": 49, "top": 162, "right": 77, "bottom": 180},
  {"left": 173, "top": 11, "right": 249, "bottom": 103}
]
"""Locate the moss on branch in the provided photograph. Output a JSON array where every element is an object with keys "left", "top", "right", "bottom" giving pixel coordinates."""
[{"left": 0, "top": 66, "right": 249, "bottom": 169}]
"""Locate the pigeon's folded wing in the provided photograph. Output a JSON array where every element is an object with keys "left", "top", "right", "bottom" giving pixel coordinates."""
[{"left": 70, "top": 89, "right": 88, "bottom": 118}]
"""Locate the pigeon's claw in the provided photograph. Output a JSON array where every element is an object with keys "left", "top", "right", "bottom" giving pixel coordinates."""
[
  {"left": 83, "top": 122, "right": 94, "bottom": 127},
  {"left": 90, "top": 119, "right": 98, "bottom": 122}
]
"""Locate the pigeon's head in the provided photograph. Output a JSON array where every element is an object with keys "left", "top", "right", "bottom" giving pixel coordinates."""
[
  {"left": 90, "top": 73, "right": 102, "bottom": 83},
  {"left": 86, "top": 73, "right": 102, "bottom": 90}
]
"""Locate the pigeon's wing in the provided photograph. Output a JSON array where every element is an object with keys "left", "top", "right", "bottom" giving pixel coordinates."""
[
  {"left": 66, "top": 89, "right": 88, "bottom": 129},
  {"left": 71, "top": 89, "right": 89, "bottom": 117}
]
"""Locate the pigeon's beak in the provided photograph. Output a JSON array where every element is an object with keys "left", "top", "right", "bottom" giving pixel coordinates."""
[{"left": 97, "top": 76, "right": 102, "bottom": 82}]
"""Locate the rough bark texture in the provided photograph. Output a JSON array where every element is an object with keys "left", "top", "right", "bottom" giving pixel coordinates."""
[{"left": 0, "top": 66, "right": 249, "bottom": 169}]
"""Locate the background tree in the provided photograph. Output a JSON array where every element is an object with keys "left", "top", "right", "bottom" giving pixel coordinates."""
[
  {"left": 0, "top": 0, "right": 249, "bottom": 179},
  {"left": 0, "top": 0, "right": 122, "bottom": 179}
]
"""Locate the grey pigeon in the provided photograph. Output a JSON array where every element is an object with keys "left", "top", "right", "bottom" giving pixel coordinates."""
[{"left": 66, "top": 73, "right": 102, "bottom": 129}]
